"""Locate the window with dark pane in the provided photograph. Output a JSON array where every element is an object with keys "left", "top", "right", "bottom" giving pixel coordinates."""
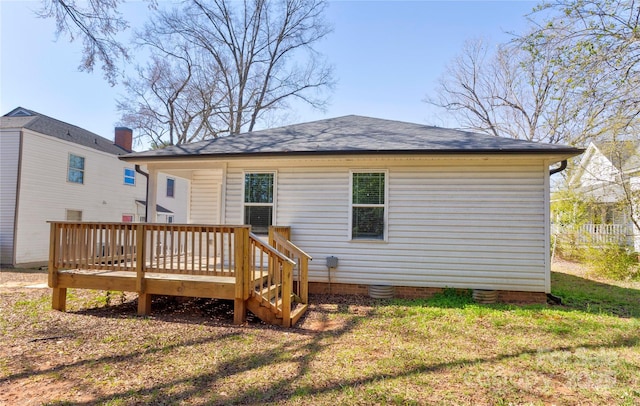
[
  {"left": 352, "top": 172, "right": 385, "bottom": 240},
  {"left": 124, "top": 168, "right": 135, "bottom": 185},
  {"left": 244, "top": 173, "right": 274, "bottom": 234},
  {"left": 68, "top": 154, "right": 85, "bottom": 184},
  {"left": 166, "top": 178, "right": 175, "bottom": 197}
]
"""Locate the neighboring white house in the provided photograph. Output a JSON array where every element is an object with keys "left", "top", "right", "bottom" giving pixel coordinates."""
[
  {"left": 0, "top": 107, "right": 188, "bottom": 267},
  {"left": 121, "top": 115, "right": 583, "bottom": 302},
  {"left": 567, "top": 141, "right": 640, "bottom": 252}
]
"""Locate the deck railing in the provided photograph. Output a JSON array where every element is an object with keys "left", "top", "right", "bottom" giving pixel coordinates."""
[
  {"left": 269, "top": 229, "right": 311, "bottom": 304},
  {"left": 248, "top": 233, "right": 297, "bottom": 326},
  {"left": 49, "top": 222, "right": 240, "bottom": 276},
  {"left": 143, "top": 224, "right": 236, "bottom": 276},
  {"left": 49, "top": 222, "right": 138, "bottom": 272}
]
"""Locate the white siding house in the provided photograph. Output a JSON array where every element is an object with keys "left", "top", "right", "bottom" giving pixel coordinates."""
[
  {"left": 121, "top": 116, "right": 582, "bottom": 301},
  {"left": 568, "top": 141, "right": 640, "bottom": 251},
  {"left": 0, "top": 107, "right": 188, "bottom": 267}
]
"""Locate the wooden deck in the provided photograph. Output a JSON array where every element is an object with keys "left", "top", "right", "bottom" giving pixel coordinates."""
[{"left": 48, "top": 223, "right": 311, "bottom": 327}]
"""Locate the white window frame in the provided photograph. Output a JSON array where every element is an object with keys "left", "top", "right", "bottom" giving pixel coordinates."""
[
  {"left": 242, "top": 171, "right": 277, "bottom": 235},
  {"left": 67, "top": 153, "right": 85, "bottom": 184},
  {"left": 124, "top": 168, "right": 136, "bottom": 186},
  {"left": 349, "top": 169, "right": 389, "bottom": 242},
  {"left": 65, "top": 209, "right": 83, "bottom": 222},
  {"left": 166, "top": 177, "right": 175, "bottom": 197}
]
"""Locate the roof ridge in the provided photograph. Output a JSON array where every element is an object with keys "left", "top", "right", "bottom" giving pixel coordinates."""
[{"left": 3, "top": 106, "right": 130, "bottom": 156}]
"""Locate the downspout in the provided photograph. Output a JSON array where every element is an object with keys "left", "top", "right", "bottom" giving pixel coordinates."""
[
  {"left": 135, "top": 165, "right": 149, "bottom": 222},
  {"left": 547, "top": 159, "right": 568, "bottom": 304},
  {"left": 549, "top": 160, "right": 567, "bottom": 175}
]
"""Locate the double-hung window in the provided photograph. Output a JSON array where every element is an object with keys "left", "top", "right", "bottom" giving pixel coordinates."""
[
  {"left": 68, "top": 154, "right": 85, "bottom": 184},
  {"left": 124, "top": 168, "right": 135, "bottom": 185},
  {"left": 244, "top": 172, "right": 275, "bottom": 235},
  {"left": 166, "top": 178, "right": 175, "bottom": 197},
  {"left": 350, "top": 171, "right": 387, "bottom": 240}
]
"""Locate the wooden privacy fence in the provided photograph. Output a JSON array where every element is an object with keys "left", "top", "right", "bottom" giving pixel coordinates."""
[{"left": 48, "top": 222, "right": 309, "bottom": 327}]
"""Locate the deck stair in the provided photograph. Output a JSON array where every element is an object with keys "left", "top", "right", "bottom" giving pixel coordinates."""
[{"left": 246, "top": 229, "right": 312, "bottom": 327}]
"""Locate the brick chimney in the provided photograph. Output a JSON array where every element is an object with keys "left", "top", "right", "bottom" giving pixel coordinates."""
[{"left": 114, "top": 127, "right": 133, "bottom": 152}]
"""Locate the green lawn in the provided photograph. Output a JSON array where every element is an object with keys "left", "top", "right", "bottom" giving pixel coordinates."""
[{"left": 1, "top": 266, "right": 639, "bottom": 405}]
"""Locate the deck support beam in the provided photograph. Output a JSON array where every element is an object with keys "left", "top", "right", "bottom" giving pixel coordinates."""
[
  {"left": 233, "top": 298, "right": 246, "bottom": 325},
  {"left": 52, "top": 288, "right": 67, "bottom": 311},
  {"left": 137, "top": 293, "right": 152, "bottom": 315}
]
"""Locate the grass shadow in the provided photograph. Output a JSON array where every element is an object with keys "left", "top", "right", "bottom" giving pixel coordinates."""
[{"left": 551, "top": 271, "right": 640, "bottom": 318}]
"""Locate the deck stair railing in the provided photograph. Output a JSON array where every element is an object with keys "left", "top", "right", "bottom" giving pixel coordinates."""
[{"left": 246, "top": 227, "right": 311, "bottom": 327}]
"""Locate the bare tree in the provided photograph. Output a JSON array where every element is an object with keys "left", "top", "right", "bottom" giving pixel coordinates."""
[
  {"left": 36, "top": 0, "right": 152, "bottom": 85},
  {"left": 117, "top": 29, "right": 227, "bottom": 147},
  {"left": 121, "top": 0, "right": 333, "bottom": 144},
  {"left": 524, "top": 0, "right": 640, "bottom": 141},
  {"left": 425, "top": 37, "right": 610, "bottom": 146}
]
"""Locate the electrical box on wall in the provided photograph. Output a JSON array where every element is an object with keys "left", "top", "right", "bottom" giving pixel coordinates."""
[{"left": 326, "top": 256, "right": 338, "bottom": 268}]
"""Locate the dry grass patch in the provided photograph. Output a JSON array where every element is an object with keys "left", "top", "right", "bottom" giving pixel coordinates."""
[{"left": 1, "top": 265, "right": 639, "bottom": 405}]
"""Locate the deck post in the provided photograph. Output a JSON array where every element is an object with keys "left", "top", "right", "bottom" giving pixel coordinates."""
[
  {"left": 234, "top": 227, "right": 249, "bottom": 325},
  {"left": 281, "top": 261, "right": 293, "bottom": 328},
  {"left": 48, "top": 222, "right": 67, "bottom": 311},
  {"left": 300, "top": 256, "right": 309, "bottom": 304},
  {"left": 52, "top": 287, "right": 67, "bottom": 311},
  {"left": 135, "top": 223, "right": 151, "bottom": 315},
  {"left": 268, "top": 226, "right": 291, "bottom": 247},
  {"left": 48, "top": 222, "right": 59, "bottom": 289}
]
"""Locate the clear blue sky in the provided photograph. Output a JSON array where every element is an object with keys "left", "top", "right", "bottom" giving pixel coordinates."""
[{"left": 1, "top": 1, "right": 537, "bottom": 150}]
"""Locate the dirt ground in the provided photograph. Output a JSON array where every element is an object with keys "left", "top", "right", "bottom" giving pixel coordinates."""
[{"left": 0, "top": 268, "right": 49, "bottom": 293}]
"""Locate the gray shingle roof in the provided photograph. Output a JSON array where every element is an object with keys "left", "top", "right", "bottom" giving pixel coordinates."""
[
  {"left": 1, "top": 107, "right": 129, "bottom": 155},
  {"left": 121, "top": 115, "right": 583, "bottom": 161},
  {"left": 135, "top": 200, "right": 174, "bottom": 214}
]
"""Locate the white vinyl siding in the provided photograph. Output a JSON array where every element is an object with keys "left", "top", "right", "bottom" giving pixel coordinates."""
[
  {"left": 0, "top": 130, "right": 20, "bottom": 264},
  {"left": 217, "top": 156, "right": 549, "bottom": 293},
  {"left": 189, "top": 170, "right": 223, "bottom": 224},
  {"left": 12, "top": 130, "right": 146, "bottom": 265}
]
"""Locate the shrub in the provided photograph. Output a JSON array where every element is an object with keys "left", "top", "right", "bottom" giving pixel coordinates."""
[{"left": 583, "top": 244, "right": 639, "bottom": 280}]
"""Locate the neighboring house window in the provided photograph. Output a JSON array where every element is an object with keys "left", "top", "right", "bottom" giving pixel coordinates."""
[
  {"left": 244, "top": 172, "right": 275, "bottom": 234},
  {"left": 66, "top": 209, "right": 82, "bottom": 222},
  {"left": 122, "top": 214, "right": 134, "bottom": 223},
  {"left": 139, "top": 216, "right": 146, "bottom": 222},
  {"left": 68, "top": 154, "right": 85, "bottom": 184},
  {"left": 167, "top": 215, "right": 174, "bottom": 224},
  {"left": 166, "top": 178, "right": 175, "bottom": 197},
  {"left": 124, "top": 168, "right": 135, "bottom": 185},
  {"left": 350, "top": 171, "right": 387, "bottom": 240}
]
